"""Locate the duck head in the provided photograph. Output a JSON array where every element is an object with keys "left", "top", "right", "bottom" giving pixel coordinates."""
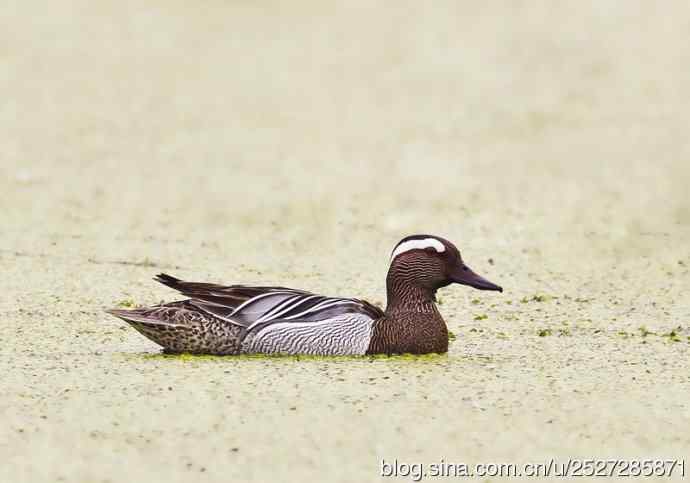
[{"left": 386, "top": 234, "right": 502, "bottom": 307}]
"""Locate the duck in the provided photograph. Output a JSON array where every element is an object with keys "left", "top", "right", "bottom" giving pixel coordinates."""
[{"left": 107, "top": 234, "right": 502, "bottom": 355}]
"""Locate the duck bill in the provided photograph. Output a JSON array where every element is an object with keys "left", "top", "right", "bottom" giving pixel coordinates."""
[{"left": 451, "top": 264, "right": 503, "bottom": 292}]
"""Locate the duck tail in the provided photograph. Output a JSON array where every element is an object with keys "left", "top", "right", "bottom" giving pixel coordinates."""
[
  {"left": 106, "top": 308, "right": 179, "bottom": 326},
  {"left": 106, "top": 306, "right": 241, "bottom": 355}
]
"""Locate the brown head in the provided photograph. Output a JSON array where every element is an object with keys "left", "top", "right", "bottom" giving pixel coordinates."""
[{"left": 386, "top": 234, "right": 502, "bottom": 311}]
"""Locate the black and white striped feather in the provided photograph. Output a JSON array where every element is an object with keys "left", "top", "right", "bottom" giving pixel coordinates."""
[{"left": 153, "top": 273, "right": 383, "bottom": 334}]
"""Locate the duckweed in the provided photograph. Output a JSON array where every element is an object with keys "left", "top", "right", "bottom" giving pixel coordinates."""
[
  {"left": 137, "top": 257, "right": 158, "bottom": 268},
  {"left": 521, "top": 294, "right": 555, "bottom": 303},
  {"left": 538, "top": 328, "right": 553, "bottom": 337},
  {"left": 473, "top": 314, "right": 488, "bottom": 321},
  {"left": 139, "top": 351, "right": 447, "bottom": 362},
  {"left": 141, "top": 352, "right": 226, "bottom": 361},
  {"left": 661, "top": 330, "right": 682, "bottom": 342}
]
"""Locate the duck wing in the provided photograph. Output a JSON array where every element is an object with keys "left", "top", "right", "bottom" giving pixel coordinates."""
[{"left": 154, "top": 273, "right": 384, "bottom": 332}]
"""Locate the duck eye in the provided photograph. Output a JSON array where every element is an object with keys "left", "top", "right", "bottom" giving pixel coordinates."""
[{"left": 462, "top": 265, "right": 469, "bottom": 271}]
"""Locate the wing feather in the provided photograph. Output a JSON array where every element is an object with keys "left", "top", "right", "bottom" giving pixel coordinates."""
[{"left": 154, "top": 273, "right": 384, "bottom": 330}]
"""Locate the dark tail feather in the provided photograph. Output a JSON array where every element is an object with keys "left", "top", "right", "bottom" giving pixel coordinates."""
[{"left": 154, "top": 273, "right": 182, "bottom": 289}]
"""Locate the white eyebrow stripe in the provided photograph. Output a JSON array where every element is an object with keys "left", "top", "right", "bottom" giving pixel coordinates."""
[{"left": 390, "top": 238, "right": 445, "bottom": 261}]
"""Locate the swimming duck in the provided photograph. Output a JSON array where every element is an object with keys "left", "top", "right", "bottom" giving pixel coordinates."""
[{"left": 107, "top": 235, "right": 502, "bottom": 355}]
